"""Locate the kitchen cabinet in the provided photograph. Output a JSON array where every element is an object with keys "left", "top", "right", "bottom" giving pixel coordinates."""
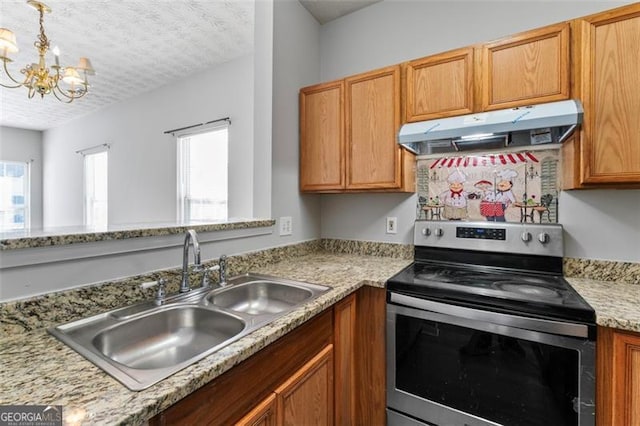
[
  {"left": 334, "top": 294, "right": 356, "bottom": 425},
  {"left": 236, "top": 393, "right": 277, "bottom": 426},
  {"left": 275, "top": 344, "right": 334, "bottom": 425},
  {"left": 405, "top": 47, "right": 475, "bottom": 122},
  {"left": 563, "top": 3, "right": 640, "bottom": 188},
  {"left": 149, "top": 309, "right": 333, "bottom": 425},
  {"left": 404, "top": 23, "right": 569, "bottom": 122},
  {"left": 597, "top": 326, "right": 640, "bottom": 426},
  {"left": 300, "top": 65, "right": 415, "bottom": 193},
  {"left": 299, "top": 80, "right": 344, "bottom": 191},
  {"left": 480, "top": 22, "right": 570, "bottom": 111}
]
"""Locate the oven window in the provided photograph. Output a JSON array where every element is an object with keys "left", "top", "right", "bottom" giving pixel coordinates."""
[{"left": 395, "top": 314, "right": 579, "bottom": 426}]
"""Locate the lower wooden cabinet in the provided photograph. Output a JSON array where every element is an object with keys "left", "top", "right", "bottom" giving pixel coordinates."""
[
  {"left": 597, "top": 326, "right": 640, "bottom": 426},
  {"left": 150, "top": 286, "right": 385, "bottom": 426},
  {"left": 236, "top": 393, "right": 277, "bottom": 426}
]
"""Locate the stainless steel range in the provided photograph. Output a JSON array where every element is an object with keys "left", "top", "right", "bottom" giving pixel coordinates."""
[{"left": 386, "top": 221, "right": 596, "bottom": 426}]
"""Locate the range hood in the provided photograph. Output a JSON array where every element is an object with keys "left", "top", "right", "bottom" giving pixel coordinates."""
[{"left": 398, "top": 100, "right": 583, "bottom": 155}]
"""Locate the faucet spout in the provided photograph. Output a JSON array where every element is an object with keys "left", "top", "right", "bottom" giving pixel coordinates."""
[{"left": 180, "top": 229, "right": 201, "bottom": 293}]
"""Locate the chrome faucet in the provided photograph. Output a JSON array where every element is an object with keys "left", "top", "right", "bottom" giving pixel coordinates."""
[
  {"left": 218, "top": 255, "right": 227, "bottom": 286},
  {"left": 179, "top": 229, "right": 201, "bottom": 293}
]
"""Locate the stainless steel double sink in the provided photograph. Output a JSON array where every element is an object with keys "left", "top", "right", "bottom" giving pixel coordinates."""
[{"left": 48, "top": 274, "right": 330, "bottom": 390}]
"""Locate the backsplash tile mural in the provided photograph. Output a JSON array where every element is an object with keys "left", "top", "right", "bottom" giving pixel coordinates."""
[{"left": 416, "top": 149, "right": 560, "bottom": 223}]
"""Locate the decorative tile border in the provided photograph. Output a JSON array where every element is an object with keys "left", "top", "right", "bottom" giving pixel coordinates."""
[
  {"left": 0, "top": 219, "right": 276, "bottom": 250},
  {"left": 564, "top": 258, "right": 640, "bottom": 285},
  {"left": 320, "top": 238, "right": 413, "bottom": 259}
]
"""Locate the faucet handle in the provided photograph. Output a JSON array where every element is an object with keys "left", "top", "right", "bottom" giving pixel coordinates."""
[
  {"left": 140, "top": 278, "right": 167, "bottom": 305},
  {"left": 199, "top": 265, "right": 220, "bottom": 288}
]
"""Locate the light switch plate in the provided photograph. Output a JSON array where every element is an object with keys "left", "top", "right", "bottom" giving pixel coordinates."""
[
  {"left": 386, "top": 217, "right": 397, "bottom": 234},
  {"left": 279, "top": 216, "right": 292, "bottom": 236}
]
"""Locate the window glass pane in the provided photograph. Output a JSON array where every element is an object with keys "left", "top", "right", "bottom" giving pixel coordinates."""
[
  {"left": 0, "top": 161, "right": 29, "bottom": 231},
  {"left": 178, "top": 127, "right": 228, "bottom": 222},
  {"left": 84, "top": 151, "right": 108, "bottom": 228}
]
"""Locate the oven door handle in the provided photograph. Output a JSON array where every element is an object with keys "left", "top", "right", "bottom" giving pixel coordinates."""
[{"left": 389, "top": 292, "right": 589, "bottom": 338}]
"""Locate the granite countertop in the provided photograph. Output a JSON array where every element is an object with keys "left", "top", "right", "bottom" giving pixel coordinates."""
[
  {"left": 0, "top": 252, "right": 411, "bottom": 425},
  {"left": 568, "top": 277, "right": 640, "bottom": 333},
  {"left": 1, "top": 251, "right": 638, "bottom": 425},
  {"left": 0, "top": 219, "right": 275, "bottom": 250}
]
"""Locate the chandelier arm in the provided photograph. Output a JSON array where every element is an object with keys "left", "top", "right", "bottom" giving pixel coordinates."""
[
  {"left": 1, "top": 60, "right": 26, "bottom": 86},
  {"left": 51, "top": 86, "right": 75, "bottom": 103}
]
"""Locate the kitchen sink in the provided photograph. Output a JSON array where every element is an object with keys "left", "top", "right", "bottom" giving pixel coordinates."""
[
  {"left": 49, "top": 273, "right": 330, "bottom": 390},
  {"left": 92, "top": 306, "right": 245, "bottom": 370},
  {"left": 205, "top": 279, "right": 321, "bottom": 315}
]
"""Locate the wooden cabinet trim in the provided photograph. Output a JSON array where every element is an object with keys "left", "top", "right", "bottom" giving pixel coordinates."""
[
  {"left": 235, "top": 393, "right": 277, "bottom": 426},
  {"left": 300, "top": 80, "right": 346, "bottom": 191},
  {"left": 481, "top": 22, "right": 570, "bottom": 111},
  {"left": 405, "top": 47, "right": 475, "bottom": 121},
  {"left": 345, "top": 65, "right": 403, "bottom": 190},
  {"left": 334, "top": 294, "right": 356, "bottom": 426}
]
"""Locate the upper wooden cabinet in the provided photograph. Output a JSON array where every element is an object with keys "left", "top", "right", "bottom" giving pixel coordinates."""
[
  {"left": 300, "top": 65, "right": 414, "bottom": 193},
  {"left": 299, "top": 80, "right": 344, "bottom": 192},
  {"left": 480, "top": 22, "right": 570, "bottom": 111},
  {"left": 565, "top": 3, "right": 640, "bottom": 187},
  {"left": 346, "top": 65, "right": 406, "bottom": 190},
  {"left": 405, "top": 47, "right": 475, "bottom": 122}
]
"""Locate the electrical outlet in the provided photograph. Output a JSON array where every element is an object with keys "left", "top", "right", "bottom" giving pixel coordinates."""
[
  {"left": 279, "top": 216, "right": 292, "bottom": 236},
  {"left": 386, "top": 217, "right": 397, "bottom": 234}
]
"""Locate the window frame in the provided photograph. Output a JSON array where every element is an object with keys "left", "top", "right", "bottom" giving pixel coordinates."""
[
  {"left": 0, "top": 160, "right": 31, "bottom": 231},
  {"left": 83, "top": 148, "right": 109, "bottom": 228}
]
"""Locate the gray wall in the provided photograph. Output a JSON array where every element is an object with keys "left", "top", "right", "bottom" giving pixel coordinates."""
[
  {"left": 0, "top": 126, "right": 43, "bottom": 229},
  {"left": 317, "top": 0, "right": 640, "bottom": 262},
  {"left": 43, "top": 55, "right": 255, "bottom": 227}
]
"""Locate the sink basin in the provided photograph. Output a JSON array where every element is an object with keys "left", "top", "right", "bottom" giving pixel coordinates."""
[
  {"left": 206, "top": 281, "right": 314, "bottom": 315},
  {"left": 48, "top": 273, "right": 330, "bottom": 390},
  {"left": 93, "top": 306, "right": 245, "bottom": 370}
]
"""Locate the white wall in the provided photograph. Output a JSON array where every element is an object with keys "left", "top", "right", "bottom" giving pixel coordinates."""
[
  {"left": 0, "top": 126, "right": 43, "bottom": 229},
  {"left": 317, "top": 0, "right": 640, "bottom": 262},
  {"left": 1, "top": 0, "right": 325, "bottom": 302},
  {"left": 271, "top": 0, "right": 322, "bottom": 243},
  {"left": 43, "top": 55, "right": 255, "bottom": 227}
]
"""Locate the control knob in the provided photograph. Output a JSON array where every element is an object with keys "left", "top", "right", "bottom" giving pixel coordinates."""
[
  {"left": 421, "top": 228, "right": 431, "bottom": 237},
  {"left": 521, "top": 232, "right": 532, "bottom": 242},
  {"left": 434, "top": 228, "right": 444, "bottom": 237},
  {"left": 538, "top": 233, "right": 550, "bottom": 244}
]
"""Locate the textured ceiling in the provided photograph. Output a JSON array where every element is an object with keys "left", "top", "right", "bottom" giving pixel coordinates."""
[
  {"left": 299, "top": 0, "right": 382, "bottom": 24},
  {"left": 0, "top": 0, "right": 254, "bottom": 131}
]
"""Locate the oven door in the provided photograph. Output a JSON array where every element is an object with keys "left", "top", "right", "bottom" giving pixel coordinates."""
[{"left": 387, "top": 292, "right": 595, "bottom": 426}]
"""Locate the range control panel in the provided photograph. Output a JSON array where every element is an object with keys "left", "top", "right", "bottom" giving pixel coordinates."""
[
  {"left": 456, "top": 226, "right": 506, "bottom": 241},
  {"left": 414, "top": 220, "right": 564, "bottom": 257}
]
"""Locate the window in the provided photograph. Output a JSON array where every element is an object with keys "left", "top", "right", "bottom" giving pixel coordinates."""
[
  {"left": 84, "top": 150, "right": 108, "bottom": 228},
  {"left": 177, "top": 126, "right": 228, "bottom": 222},
  {"left": 0, "top": 161, "right": 30, "bottom": 231}
]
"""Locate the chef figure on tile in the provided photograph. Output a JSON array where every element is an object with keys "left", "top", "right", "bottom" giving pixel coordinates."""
[
  {"left": 481, "top": 168, "right": 517, "bottom": 222},
  {"left": 440, "top": 169, "right": 468, "bottom": 220}
]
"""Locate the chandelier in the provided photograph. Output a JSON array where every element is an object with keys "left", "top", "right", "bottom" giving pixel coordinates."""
[{"left": 0, "top": 0, "right": 95, "bottom": 102}]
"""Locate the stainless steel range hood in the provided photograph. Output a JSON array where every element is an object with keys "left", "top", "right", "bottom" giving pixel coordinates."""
[{"left": 398, "top": 100, "right": 583, "bottom": 155}]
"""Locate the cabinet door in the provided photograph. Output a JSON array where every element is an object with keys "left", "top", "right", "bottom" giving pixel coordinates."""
[
  {"left": 334, "top": 294, "right": 356, "bottom": 426},
  {"left": 346, "top": 65, "right": 402, "bottom": 190},
  {"left": 481, "top": 22, "right": 570, "bottom": 111},
  {"left": 300, "top": 81, "right": 345, "bottom": 191},
  {"left": 275, "top": 344, "right": 334, "bottom": 426},
  {"left": 405, "top": 47, "right": 475, "bottom": 122},
  {"left": 597, "top": 327, "right": 640, "bottom": 426},
  {"left": 236, "top": 393, "right": 277, "bottom": 426},
  {"left": 576, "top": 4, "right": 640, "bottom": 185}
]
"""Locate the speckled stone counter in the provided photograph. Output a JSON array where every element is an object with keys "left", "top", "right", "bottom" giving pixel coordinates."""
[
  {"left": 0, "top": 251, "right": 411, "bottom": 425},
  {"left": 0, "top": 219, "right": 275, "bottom": 250},
  {"left": 568, "top": 278, "right": 640, "bottom": 333}
]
